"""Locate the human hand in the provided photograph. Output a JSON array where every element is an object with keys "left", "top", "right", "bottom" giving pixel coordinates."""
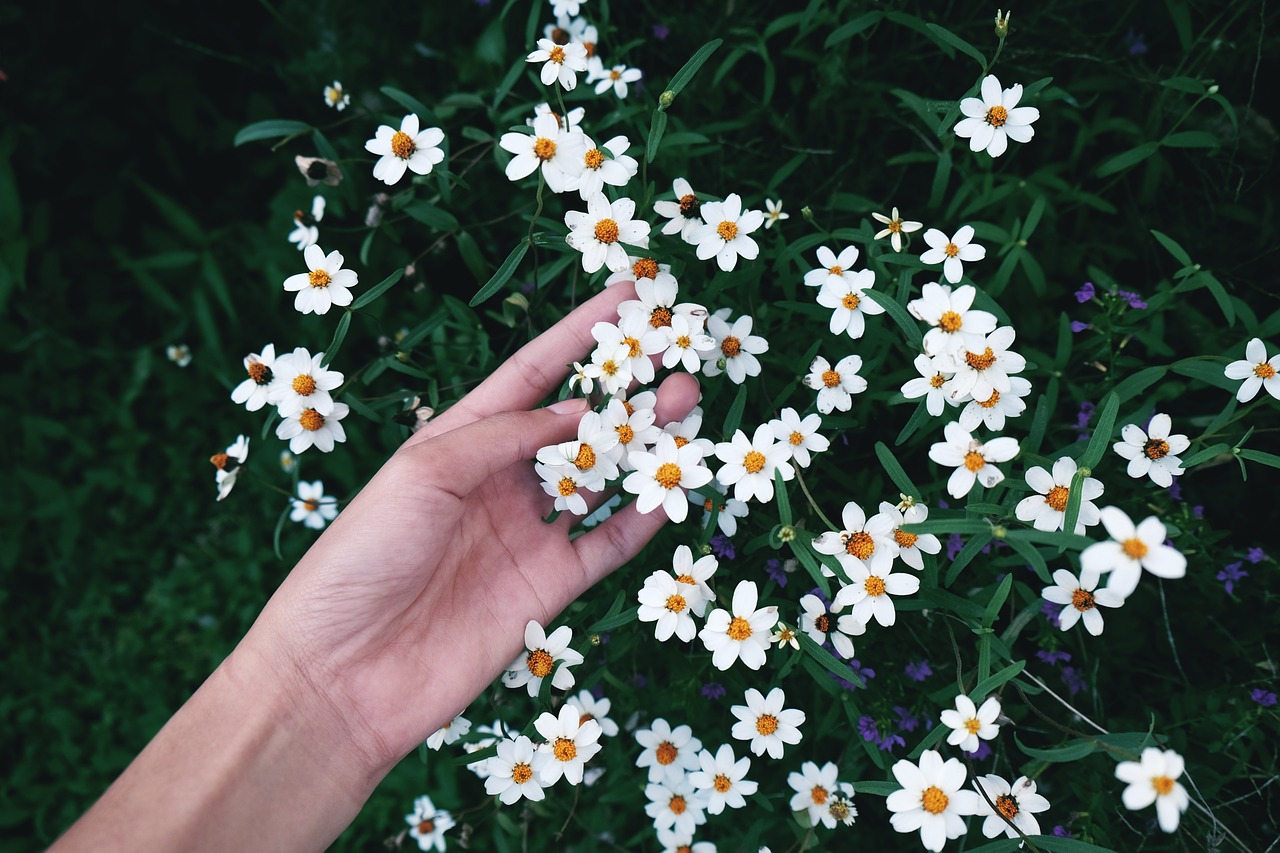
[{"left": 243, "top": 282, "right": 700, "bottom": 776}]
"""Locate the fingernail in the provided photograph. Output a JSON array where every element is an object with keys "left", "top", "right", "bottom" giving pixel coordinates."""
[{"left": 548, "top": 398, "right": 590, "bottom": 415}]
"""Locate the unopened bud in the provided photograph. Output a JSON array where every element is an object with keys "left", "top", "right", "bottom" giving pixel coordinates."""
[
  {"left": 1207, "top": 84, "right": 1220, "bottom": 95},
  {"left": 992, "top": 524, "right": 1008, "bottom": 539},
  {"left": 589, "top": 633, "right": 602, "bottom": 646},
  {"left": 994, "top": 8, "right": 1011, "bottom": 38},
  {"left": 1078, "top": 466, "right": 1092, "bottom": 478},
  {"left": 659, "top": 90, "right": 675, "bottom": 109},
  {"left": 778, "top": 525, "right": 797, "bottom": 543},
  {"left": 800, "top": 205, "right": 814, "bottom": 223},
  {"left": 700, "top": 543, "right": 713, "bottom": 556}
]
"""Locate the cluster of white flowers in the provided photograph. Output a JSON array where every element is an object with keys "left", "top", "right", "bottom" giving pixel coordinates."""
[{"left": 229, "top": 343, "right": 350, "bottom": 456}]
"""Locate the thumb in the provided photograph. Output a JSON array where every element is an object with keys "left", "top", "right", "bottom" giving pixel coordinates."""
[{"left": 406, "top": 398, "right": 590, "bottom": 498}]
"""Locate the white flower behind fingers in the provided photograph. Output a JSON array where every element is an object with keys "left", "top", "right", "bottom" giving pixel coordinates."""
[
  {"left": 622, "top": 434, "right": 712, "bottom": 523},
  {"left": 565, "top": 192, "right": 649, "bottom": 273},
  {"left": 290, "top": 480, "right": 338, "bottom": 529},
  {"left": 1080, "top": 506, "right": 1187, "bottom": 598},
  {"left": 276, "top": 402, "right": 350, "bottom": 454},
  {"left": 282, "top": 244, "right": 358, "bottom": 315},
  {"left": 1224, "top": 337, "right": 1280, "bottom": 402},
  {"left": 920, "top": 226, "right": 985, "bottom": 284},
  {"left": 426, "top": 713, "right": 471, "bottom": 751},
  {"left": 954, "top": 74, "right": 1040, "bottom": 157},
  {"left": 714, "top": 424, "right": 795, "bottom": 504},
  {"left": 1113, "top": 413, "right": 1189, "bottom": 487},
  {"left": 701, "top": 312, "right": 769, "bottom": 383}
]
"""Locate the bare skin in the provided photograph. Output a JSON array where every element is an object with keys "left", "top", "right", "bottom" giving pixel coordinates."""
[{"left": 50, "top": 281, "right": 700, "bottom": 853}]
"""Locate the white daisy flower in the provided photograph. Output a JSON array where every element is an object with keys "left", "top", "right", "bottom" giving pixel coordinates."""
[
  {"left": 788, "top": 761, "right": 840, "bottom": 828},
  {"left": 958, "top": 375, "right": 1032, "bottom": 432},
  {"left": 812, "top": 500, "right": 901, "bottom": 574},
  {"left": 287, "top": 195, "right": 325, "bottom": 250},
  {"left": 574, "top": 134, "right": 638, "bottom": 198},
  {"left": 907, "top": 282, "right": 997, "bottom": 356},
  {"left": 764, "top": 198, "right": 789, "bottom": 229},
  {"left": 278, "top": 450, "right": 295, "bottom": 473},
  {"left": 973, "top": 774, "right": 1051, "bottom": 841},
  {"left": 635, "top": 718, "right": 703, "bottom": 785},
  {"left": 662, "top": 315, "right": 716, "bottom": 373},
  {"left": 594, "top": 63, "right": 642, "bottom": 97},
  {"left": 660, "top": 408, "right": 716, "bottom": 460},
  {"left": 583, "top": 54, "right": 606, "bottom": 85},
  {"left": 582, "top": 343, "right": 634, "bottom": 397},
  {"left": 568, "top": 361, "right": 593, "bottom": 394},
  {"left": 499, "top": 112, "right": 587, "bottom": 194},
  {"left": 166, "top": 343, "right": 192, "bottom": 367},
  {"left": 920, "top": 225, "right": 985, "bottom": 284},
  {"left": 566, "top": 689, "right": 619, "bottom": 737},
  {"left": 276, "top": 402, "right": 349, "bottom": 454},
  {"left": 622, "top": 433, "right": 713, "bottom": 523},
  {"left": 282, "top": 244, "right": 358, "bottom": 315},
  {"left": 701, "top": 312, "right": 769, "bottom": 383},
  {"left": 535, "top": 410, "right": 620, "bottom": 482},
  {"left": 526, "top": 38, "right": 588, "bottom": 90},
  {"left": 602, "top": 396, "right": 661, "bottom": 470},
  {"left": 714, "top": 424, "right": 795, "bottom": 503},
  {"left": 364, "top": 114, "right": 445, "bottom": 186},
  {"left": 1080, "top": 506, "right": 1187, "bottom": 598},
  {"left": 1016, "top": 456, "right": 1104, "bottom": 534},
  {"left": 693, "top": 193, "right": 763, "bottom": 272},
  {"left": 825, "top": 783, "right": 858, "bottom": 827},
  {"left": 730, "top": 687, "right": 805, "bottom": 759},
  {"left": 1115, "top": 747, "right": 1190, "bottom": 833},
  {"left": 670, "top": 543, "right": 718, "bottom": 616},
  {"left": 1042, "top": 567, "right": 1124, "bottom": 635},
  {"left": 769, "top": 407, "right": 829, "bottom": 468},
  {"left": 880, "top": 501, "right": 942, "bottom": 571},
  {"left": 688, "top": 744, "right": 758, "bottom": 814},
  {"left": 211, "top": 434, "right": 249, "bottom": 502},
  {"left": 901, "top": 354, "right": 954, "bottom": 418},
  {"left": 799, "top": 594, "right": 864, "bottom": 659},
  {"left": 832, "top": 557, "right": 920, "bottom": 627},
  {"left": 657, "top": 833, "right": 715, "bottom": 853},
  {"left": 463, "top": 719, "right": 505, "bottom": 778},
  {"left": 690, "top": 481, "right": 751, "bottom": 537},
  {"left": 928, "top": 422, "right": 1020, "bottom": 498},
  {"left": 954, "top": 74, "right": 1040, "bottom": 158},
  {"left": 404, "top": 795, "right": 454, "bottom": 852},
  {"left": 323, "top": 80, "right": 350, "bottom": 111},
  {"left": 872, "top": 207, "right": 923, "bottom": 252},
  {"left": 528, "top": 101, "right": 586, "bottom": 132},
  {"left": 699, "top": 580, "right": 778, "bottom": 671},
  {"left": 804, "top": 355, "right": 867, "bottom": 414},
  {"left": 945, "top": 326, "right": 1025, "bottom": 403},
  {"left": 565, "top": 192, "right": 650, "bottom": 273},
  {"left": 501, "top": 621, "right": 584, "bottom": 697},
  {"left": 290, "top": 480, "right": 338, "bottom": 530},
  {"left": 816, "top": 269, "right": 885, "bottom": 339},
  {"left": 645, "top": 777, "right": 707, "bottom": 840},
  {"left": 591, "top": 315, "right": 667, "bottom": 385},
  {"left": 614, "top": 261, "right": 699, "bottom": 327},
  {"left": 425, "top": 714, "right": 471, "bottom": 751},
  {"left": 803, "top": 245, "right": 861, "bottom": 289},
  {"left": 885, "top": 749, "right": 983, "bottom": 853},
  {"left": 532, "top": 703, "right": 602, "bottom": 785},
  {"left": 231, "top": 343, "right": 280, "bottom": 412},
  {"left": 484, "top": 735, "right": 546, "bottom": 804},
  {"left": 1225, "top": 337, "right": 1280, "bottom": 402},
  {"left": 654, "top": 177, "right": 705, "bottom": 243},
  {"left": 1113, "top": 413, "right": 1189, "bottom": 487},
  {"left": 637, "top": 571, "right": 701, "bottom": 642},
  {"left": 940, "top": 694, "right": 1001, "bottom": 753},
  {"left": 535, "top": 461, "right": 602, "bottom": 515},
  {"left": 549, "top": 0, "right": 583, "bottom": 20},
  {"left": 772, "top": 623, "right": 801, "bottom": 652},
  {"left": 269, "top": 347, "right": 344, "bottom": 418}
]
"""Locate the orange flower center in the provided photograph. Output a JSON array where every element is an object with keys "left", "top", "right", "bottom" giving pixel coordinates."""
[
  {"left": 894, "top": 528, "right": 919, "bottom": 548},
  {"left": 930, "top": 373, "right": 946, "bottom": 388},
  {"left": 964, "top": 717, "right": 982, "bottom": 734},
  {"left": 789, "top": 431, "right": 804, "bottom": 446},
  {"left": 653, "top": 308, "right": 675, "bottom": 329},
  {"left": 979, "top": 390, "right": 1001, "bottom": 408},
  {"left": 669, "top": 795, "right": 687, "bottom": 814},
  {"left": 1143, "top": 438, "right": 1170, "bottom": 460},
  {"left": 755, "top": 714, "right": 779, "bottom": 735},
  {"left": 308, "top": 269, "right": 331, "bottom": 289},
  {"left": 533, "top": 137, "right": 557, "bottom": 160},
  {"left": 842, "top": 293, "right": 861, "bottom": 311},
  {"left": 1045, "top": 485, "right": 1070, "bottom": 512},
  {"left": 864, "top": 575, "right": 886, "bottom": 597},
  {"left": 655, "top": 462, "right": 683, "bottom": 489},
  {"left": 417, "top": 820, "right": 434, "bottom": 835},
  {"left": 1072, "top": 588, "right": 1096, "bottom": 611},
  {"left": 846, "top": 531, "right": 876, "bottom": 560},
  {"left": 811, "top": 785, "right": 828, "bottom": 805},
  {"left": 1122, "top": 537, "right": 1149, "bottom": 559},
  {"left": 814, "top": 614, "right": 831, "bottom": 633},
  {"left": 721, "top": 336, "right": 742, "bottom": 357},
  {"left": 552, "top": 737, "right": 577, "bottom": 762},
  {"left": 679, "top": 194, "right": 700, "bottom": 217},
  {"left": 1153, "top": 775, "right": 1175, "bottom": 795},
  {"left": 512, "top": 763, "right": 533, "bottom": 783},
  {"left": 743, "top": 450, "right": 766, "bottom": 474},
  {"left": 673, "top": 435, "right": 690, "bottom": 448},
  {"left": 574, "top": 444, "right": 596, "bottom": 471},
  {"left": 390, "top": 131, "right": 416, "bottom": 159},
  {"left": 922, "top": 785, "right": 949, "bottom": 815},
  {"left": 714, "top": 774, "right": 732, "bottom": 793},
  {"left": 655, "top": 742, "right": 678, "bottom": 765},
  {"left": 557, "top": 477, "right": 577, "bottom": 497},
  {"left": 727, "top": 616, "right": 753, "bottom": 640},
  {"left": 964, "top": 450, "right": 986, "bottom": 472},
  {"left": 965, "top": 347, "right": 997, "bottom": 370},
  {"left": 986, "top": 105, "right": 1009, "bottom": 127},
  {"left": 995, "top": 794, "right": 1019, "bottom": 819},
  {"left": 828, "top": 265, "right": 844, "bottom": 277},
  {"left": 665, "top": 594, "right": 687, "bottom": 613},
  {"left": 594, "top": 218, "right": 620, "bottom": 243},
  {"left": 633, "top": 257, "right": 660, "bottom": 280},
  {"left": 548, "top": 46, "right": 566, "bottom": 64},
  {"left": 616, "top": 425, "right": 634, "bottom": 444},
  {"left": 944, "top": 242, "right": 961, "bottom": 257},
  {"left": 292, "top": 374, "right": 316, "bottom": 396},
  {"left": 584, "top": 148, "right": 605, "bottom": 169},
  {"left": 247, "top": 361, "right": 273, "bottom": 384},
  {"left": 526, "top": 648, "right": 554, "bottom": 677},
  {"left": 299, "top": 409, "right": 325, "bottom": 431},
  {"left": 209, "top": 453, "right": 229, "bottom": 470},
  {"left": 822, "top": 369, "right": 841, "bottom": 388},
  {"left": 716, "top": 221, "right": 738, "bottom": 241},
  {"left": 939, "top": 310, "right": 963, "bottom": 332},
  {"left": 1256, "top": 362, "right": 1277, "bottom": 379}
]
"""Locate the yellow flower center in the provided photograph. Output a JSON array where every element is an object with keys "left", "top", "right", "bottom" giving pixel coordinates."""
[
  {"left": 986, "top": 105, "right": 1009, "bottom": 127},
  {"left": 533, "top": 137, "right": 557, "bottom": 160},
  {"left": 584, "top": 148, "right": 605, "bottom": 169},
  {"left": 653, "top": 308, "right": 675, "bottom": 328},
  {"left": 1144, "top": 438, "right": 1170, "bottom": 460},
  {"left": 656, "top": 742, "right": 678, "bottom": 765},
  {"left": 939, "top": 310, "right": 963, "bottom": 332},
  {"left": 609, "top": 68, "right": 622, "bottom": 80},
  {"left": 622, "top": 400, "right": 635, "bottom": 415},
  {"left": 829, "top": 800, "right": 851, "bottom": 821},
  {"left": 894, "top": 528, "right": 919, "bottom": 548},
  {"left": 623, "top": 336, "right": 641, "bottom": 357},
  {"left": 714, "top": 774, "right": 732, "bottom": 793},
  {"left": 811, "top": 785, "right": 828, "bottom": 805},
  {"left": 526, "top": 649, "right": 554, "bottom": 677},
  {"left": 679, "top": 194, "right": 700, "bottom": 217},
  {"left": 922, "top": 785, "right": 949, "bottom": 815},
  {"left": 594, "top": 218, "right": 620, "bottom": 243},
  {"left": 829, "top": 265, "right": 844, "bottom": 277},
  {"left": 209, "top": 453, "right": 229, "bottom": 470},
  {"left": 1153, "top": 775, "right": 1175, "bottom": 795},
  {"left": 789, "top": 431, "right": 804, "bottom": 446},
  {"left": 1045, "top": 485, "right": 1070, "bottom": 512},
  {"left": 727, "top": 616, "right": 753, "bottom": 640},
  {"left": 512, "top": 763, "right": 533, "bottom": 784},
  {"left": 601, "top": 359, "right": 619, "bottom": 376},
  {"left": 627, "top": 258, "right": 658, "bottom": 281},
  {"left": 673, "top": 436, "right": 689, "bottom": 448},
  {"left": 548, "top": 45, "right": 566, "bottom": 64},
  {"left": 292, "top": 374, "right": 316, "bottom": 396},
  {"left": 995, "top": 794, "right": 1019, "bottom": 820},
  {"left": 676, "top": 574, "right": 696, "bottom": 586},
  {"left": 665, "top": 594, "right": 687, "bottom": 613},
  {"left": 1072, "top": 588, "right": 1096, "bottom": 611},
  {"left": 964, "top": 450, "right": 986, "bottom": 472},
  {"left": 743, "top": 450, "right": 767, "bottom": 474},
  {"left": 716, "top": 221, "right": 738, "bottom": 241},
  {"left": 814, "top": 614, "right": 831, "bottom": 633},
  {"left": 846, "top": 531, "right": 876, "bottom": 560},
  {"left": 1122, "top": 537, "right": 1149, "bottom": 559},
  {"left": 1256, "top": 362, "right": 1277, "bottom": 379},
  {"left": 302, "top": 499, "right": 318, "bottom": 512},
  {"left": 966, "top": 347, "right": 997, "bottom": 370},
  {"left": 721, "top": 336, "right": 742, "bottom": 357},
  {"left": 552, "top": 736, "right": 577, "bottom": 762},
  {"left": 887, "top": 219, "right": 902, "bottom": 233},
  {"left": 655, "top": 462, "right": 683, "bottom": 489},
  {"left": 979, "top": 390, "right": 1001, "bottom": 409},
  {"left": 944, "top": 242, "right": 961, "bottom": 257},
  {"left": 822, "top": 369, "right": 841, "bottom": 388},
  {"left": 308, "top": 269, "right": 331, "bottom": 289},
  {"left": 574, "top": 444, "right": 596, "bottom": 471},
  {"left": 755, "top": 714, "right": 779, "bottom": 735},
  {"left": 299, "top": 409, "right": 325, "bottom": 431},
  {"left": 864, "top": 575, "right": 887, "bottom": 596},
  {"left": 557, "top": 477, "right": 577, "bottom": 497},
  {"left": 842, "top": 293, "right": 860, "bottom": 311},
  {"left": 390, "top": 131, "right": 416, "bottom": 159},
  {"left": 965, "top": 717, "right": 982, "bottom": 734},
  {"left": 669, "top": 795, "right": 687, "bottom": 814},
  {"left": 417, "top": 820, "right": 434, "bottom": 835},
  {"left": 616, "top": 425, "right": 634, "bottom": 444},
  {"left": 930, "top": 373, "right": 946, "bottom": 388},
  {"left": 248, "top": 361, "right": 273, "bottom": 384}
]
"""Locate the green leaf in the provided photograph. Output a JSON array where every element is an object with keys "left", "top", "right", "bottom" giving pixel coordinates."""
[
  {"left": 875, "top": 442, "right": 919, "bottom": 498},
  {"left": 1171, "top": 357, "right": 1236, "bottom": 391},
  {"left": 1180, "top": 442, "right": 1230, "bottom": 469},
  {"left": 321, "top": 311, "right": 352, "bottom": 367},
  {"left": 1240, "top": 448, "right": 1280, "bottom": 469},
  {"left": 233, "top": 119, "right": 311, "bottom": 147},
  {"left": 1003, "top": 529, "right": 1094, "bottom": 550},
  {"left": 379, "top": 86, "right": 435, "bottom": 123},
  {"left": 589, "top": 605, "right": 639, "bottom": 633},
  {"left": 402, "top": 200, "right": 460, "bottom": 232},
  {"left": 1060, "top": 468, "right": 1085, "bottom": 547},
  {"left": 722, "top": 384, "right": 748, "bottom": 439},
  {"left": 945, "top": 531, "right": 993, "bottom": 585},
  {"left": 1161, "top": 130, "right": 1220, "bottom": 149},
  {"left": 666, "top": 39, "right": 724, "bottom": 98},
  {"left": 901, "top": 519, "right": 994, "bottom": 534},
  {"left": 798, "top": 633, "right": 861, "bottom": 687},
  {"left": 895, "top": 401, "right": 932, "bottom": 446},
  {"left": 1015, "top": 733, "right": 1098, "bottom": 762},
  {"left": 791, "top": 543, "right": 831, "bottom": 599},
  {"left": 1079, "top": 393, "right": 1118, "bottom": 468},
  {"left": 981, "top": 574, "right": 1013, "bottom": 628},
  {"left": 924, "top": 23, "right": 986, "bottom": 67},
  {"left": 1149, "top": 229, "right": 1193, "bottom": 267},
  {"left": 271, "top": 501, "right": 292, "bottom": 561},
  {"left": 468, "top": 240, "right": 530, "bottom": 307},
  {"left": 1113, "top": 366, "right": 1168, "bottom": 402},
  {"left": 907, "top": 723, "right": 949, "bottom": 759},
  {"left": 1004, "top": 533, "right": 1052, "bottom": 584},
  {"left": 351, "top": 268, "right": 405, "bottom": 310},
  {"left": 850, "top": 780, "right": 898, "bottom": 797},
  {"left": 970, "top": 660, "right": 1025, "bottom": 702},
  {"left": 774, "top": 470, "right": 792, "bottom": 526},
  {"left": 863, "top": 288, "right": 920, "bottom": 344},
  {"left": 1202, "top": 271, "right": 1235, "bottom": 326},
  {"left": 823, "top": 11, "right": 883, "bottom": 47},
  {"left": 1095, "top": 141, "right": 1159, "bottom": 178},
  {"left": 646, "top": 108, "right": 667, "bottom": 164}
]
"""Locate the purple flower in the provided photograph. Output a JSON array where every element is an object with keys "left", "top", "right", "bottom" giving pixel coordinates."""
[
  {"left": 1123, "top": 29, "right": 1149, "bottom": 56},
  {"left": 905, "top": 660, "right": 932, "bottom": 682},
  {"left": 1041, "top": 599, "right": 1062, "bottom": 629},
  {"left": 1166, "top": 477, "right": 1183, "bottom": 501},
  {"left": 1052, "top": 825, "right": 1075, "bottom": 838},
  {"left": 1217, "top": 561, "right": 1247, "bottom": 595},
  {"left": 652, "top": 23, "right": 670, "bottom": 40},
  {"left": 834, "top": 659, "right": 875, "bottom": 691},
  {"left": 1119, "top": 290, "right": 1147, "bottom": 309},
  {"left": 893, "top": 705, "right": 922, "bottom": 732},
  {"left": 1192, "top": 505, "right": 1205, "bottom": 519},
  {"left": 710, "top": 534, "right": 735, "bottom": 560},
  {"left": 1061, "top": 666, "right": 1087, "bottom": 697},
  {"left": 946, "top": 533, "right": 965, "bottom": 560},
  {"left": 857, "top": 715, "right": 880, "bottom": 742},
  {"left": 1075, "top": 401, "right": 1096, "bottom": 429},
  {"left": 632, "top": 673, "right": 648, "bottom": 688},
  {"left": 878, "top": 732, "right": 906, "bottom": 752},
  {"left": 1037, "top": 649, "right": 1071, "bottom": 666},
  {"left": 962, "top": 742, "right": 992, "bottom": 760},
  {"left": 764, "top": 558, "right": 788, "bottom": 588},
  {"left": 937, "top": 498, "right": 950, "bottom": 509},
  {"left": 1251, "top": 688, "right": 1278, "bottom": 707},
  {"left": 591, "top": 684, "right": 606, "bottom": 700},
  {"left": 1074, "top": 281, "right": 1095, "bottom": 303},
  {"left": 1247, "top": 547, "right": 1267, "bottom": 564},
  {"left": 1070, "top": 320, "right": 1090, "bottom": 333},
  {"left": 700, "top": 682, "right": 725, "bottom": 701}
]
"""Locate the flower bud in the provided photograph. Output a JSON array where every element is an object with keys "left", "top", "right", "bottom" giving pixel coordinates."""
[
  {"left": 800, "top": 205, "right": 814, "bottom": 223},
  {"left": 700, "top": 543, "right": 713, "bottom": 556},
  {"left": 1207, "top": 84, "right": 1220, "bottom": 95},
  {"left": 659, "top": 90, "right": 675, "bottom": 108},
  {"left": 992, "top": 524, "right": 1008, "bottom": 539},
  {"left": 994, "top": 8, "right": 1011, "bottom": 38},
  {"left": 778, "top": 524, "right": 797, "bottom": 543}
]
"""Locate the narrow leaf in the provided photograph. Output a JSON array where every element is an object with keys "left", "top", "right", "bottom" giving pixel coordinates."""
[
  {"left": 1079, "top": 392, "right": 1118, "bottom": 468},
  {"left": 970, "top": 660, "right": 1026, "bottom": 702},
  {"left": 667, "top": 39, "right": 724, "bottom": 97},
  {"left": 321, "top": 311, "right": 352, "bottom": 367},
  {"left": 924, "top": 23, "right": 986, "bottom": 67},
  {"left": 469, "top": 240, "right": 530, "bottom": 307},
  {"left": 351, "top": 268, "right": 405, "bottom": 310},
  {"left": 234, "top": 119, "right": 311, "bottom": 147},
  {"left": 875, "top": 442, "right": 919, "bottom": 497},
  {"left": 646, "top": 108, "right": 668, "bottom": 164}
]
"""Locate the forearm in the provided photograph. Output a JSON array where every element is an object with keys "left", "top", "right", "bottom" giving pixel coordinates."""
[{"left": 49, "top": 644, "right": 384, "bottom": 853}]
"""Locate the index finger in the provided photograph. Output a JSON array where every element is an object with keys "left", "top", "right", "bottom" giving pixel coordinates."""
[{"left": 408, "top": 280, "right": 636, "bottom": 445}]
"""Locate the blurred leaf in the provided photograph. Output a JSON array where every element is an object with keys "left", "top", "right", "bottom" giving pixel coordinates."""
[
  {"left": 1181, "top": 442, "right": 1231, "bottom": 469},
  {"left": 863, "top": 288, "right": 920, "bottom": 344},
  {"left": 233, "top": 119, "right": 311, "bottom": 147},
  {"left": 469, "top": 240, "right": 530, "bottom": 307},
  {"left": 646, "top": 108, "right": 667, "bottom": 163},
  {"left": 1240, "top": 448, "right": 1280, "bottom": 469},
  {"left": 1013, "top": 733, "right": 1098, "bottom": 762},
  {"left": 824, "top": 11, "right": 883, "bottom": 47},
  {"left": 1095, "top": 142, "right": 1159, "bottom": 178},
  {"left": 1161, "top": 130, "right": 1220, "bottom": 149},
  {"left": 924, "top": 23, "right": 986, "bottom": 68},
  {"left": 378, "top": 87, "right": 437, "bottom": 124},
  {"left": 351, "top": 268, "right": 404, "bottom": 310},
  {"left": 722, "top": 385, "right": 748, "bottom": 439}
]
